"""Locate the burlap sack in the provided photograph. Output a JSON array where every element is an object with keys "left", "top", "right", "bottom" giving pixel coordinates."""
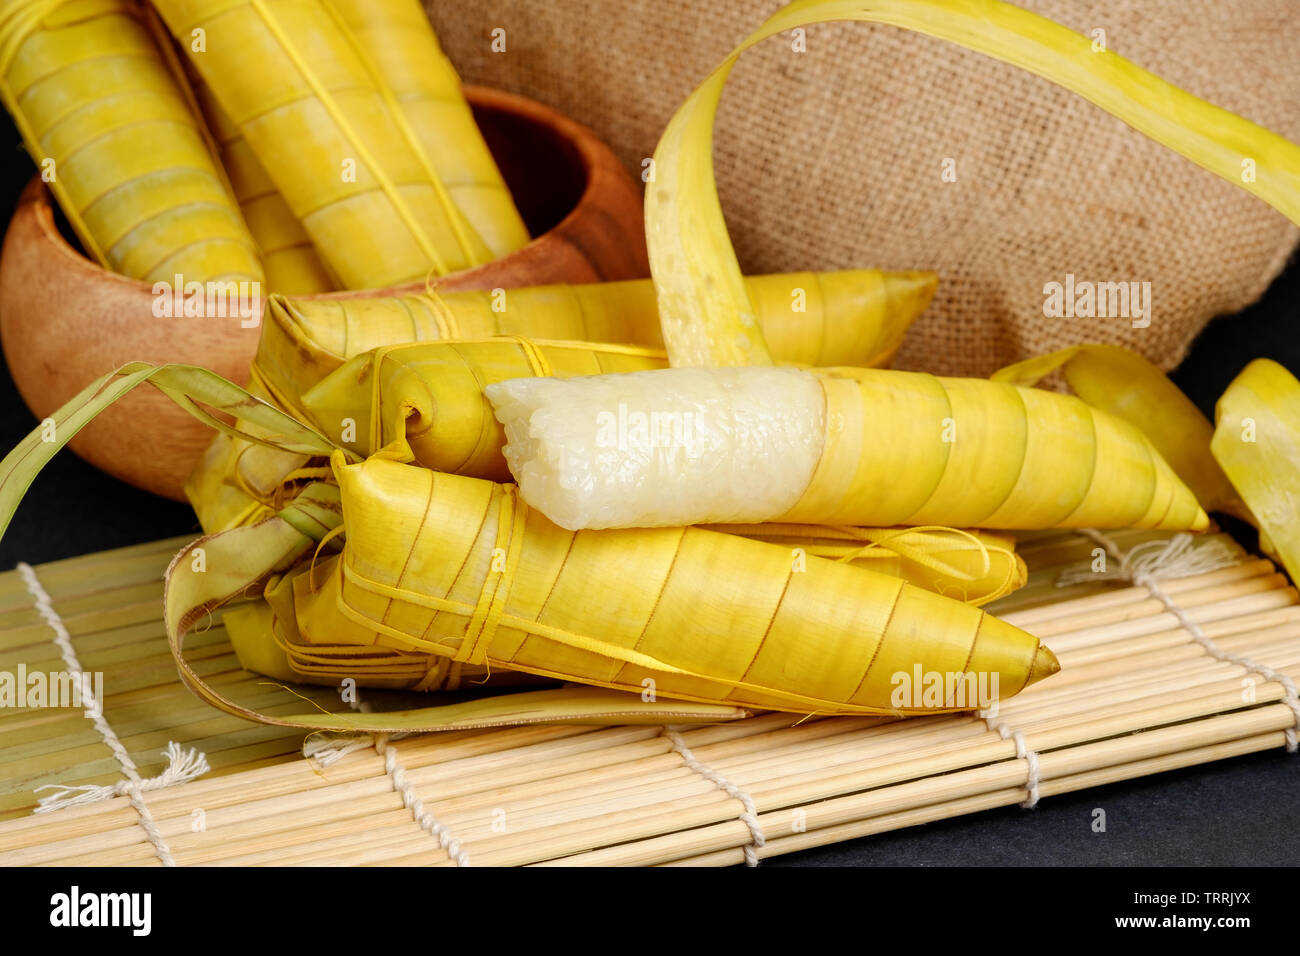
[{"left": 426, "top": 0, "right": 1300, "bottom": 377}]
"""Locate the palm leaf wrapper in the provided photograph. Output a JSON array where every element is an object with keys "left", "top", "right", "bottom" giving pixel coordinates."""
[{"left": 2, "top": 0, "right": 1300, "bottom": 740}]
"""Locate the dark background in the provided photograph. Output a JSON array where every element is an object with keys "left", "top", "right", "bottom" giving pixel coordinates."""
[{"left": 1, "top": 115, "right": 1296, "bottom": 867}]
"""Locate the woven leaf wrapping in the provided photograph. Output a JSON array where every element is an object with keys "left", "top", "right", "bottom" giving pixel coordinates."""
[
  {"left": 327, "top": 0, "right": 529, "bottom": 259},
  {"left": 488, "top": 364, "right": 1210, "bottom": 531},
  {"left": 0, "top": 0, "right": 263, "bottom": 284},
  {"left": 150, "top": 0, "right": 504, "bottom": 287},
  {"left": 187, "top": 69, "right": 335, "bottom": 293},
  {"left": 250, "top": 269, "right": 935, "bottom": 415},
  {"left": 994, "top": 343, "right": 1252, "bottom": 523},
  {"left": 1211, "top": 359, "right": 1300, "bottom": 585},
  {"left": 185, "top": 269, "right": 934, "bottom": 533},
  {"left": 286, "top": 450, "right": 1055, "bottom": 716}
]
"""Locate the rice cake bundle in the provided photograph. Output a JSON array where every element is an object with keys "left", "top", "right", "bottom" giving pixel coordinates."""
[
  {"left": 251, "top": 269, "right": 937, "bottom": 414},
  {"left": 186, "top": 269, "right": 937, "bottom": 533},
  {"left": 151, "top": 0, "right": 502, "bottom": 288},
  {"left": 0, "top": 0, "right": 263, "bottom": 284},
  {"left": 327, "top": 0, "right": 529, "bottom": 259},
  {"left": 256, "top": 451, "right": 1057, "bottom": 716},
  {"left": 486, "top": 365, "right": 1209, "bottom": 532},
  {"left": 188, "top": 71, "right": 334, "bottom": 293}
]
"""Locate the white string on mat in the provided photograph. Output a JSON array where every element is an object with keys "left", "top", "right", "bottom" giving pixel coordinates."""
[
  {"left": 661, "top": 726, "right": 765, "bottom": 866},
  {"left": 1056, "top": 531, "right": 1241, "bottom": 588},
  {"left": 979, "top": 714, "right": 1041, "bottom": 809},
  {"left": 981, "top": 531, "right": 1259, "bottom": 810},
  {"left": 35, "top": 742, "right": 209, "bottom": 813},
  {"left": 305, "top": 694, "right": 469, "bottom": 866},
  {"left": 18, "top": 563, "right": 209, "bottom": 866},
  {"left": 1066, "top": 531, "right": 1300, "bottom": 753},
  {"left": 302, "top": 731, "right": 377, "bottom": 766}
]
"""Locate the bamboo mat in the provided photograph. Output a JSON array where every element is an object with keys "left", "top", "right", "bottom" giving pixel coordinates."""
[{"left": 0, "top": 526, "right": 1297, "bottom": 866}]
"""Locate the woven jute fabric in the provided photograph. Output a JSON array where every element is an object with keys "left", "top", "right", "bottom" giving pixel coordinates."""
[{"left": 427, "top": 0, "right": 1300, "bottom": 377}]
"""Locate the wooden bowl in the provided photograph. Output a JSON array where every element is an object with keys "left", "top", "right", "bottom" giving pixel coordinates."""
[{"left": 0, "top": 85, "right": 649, "bottom": 501}]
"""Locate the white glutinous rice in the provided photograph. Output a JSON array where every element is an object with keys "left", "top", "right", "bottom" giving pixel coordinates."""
[{"left": 484, "top": 365, "right": 826, "bottom": 530}]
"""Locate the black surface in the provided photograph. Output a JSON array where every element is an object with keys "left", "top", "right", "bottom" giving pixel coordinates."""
[
  {"left": 6, "top": 865, "right": 1288, "bottom": 939},
  {"left": 0, "top": 111, "right": 1297, "bottom": 868}
]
